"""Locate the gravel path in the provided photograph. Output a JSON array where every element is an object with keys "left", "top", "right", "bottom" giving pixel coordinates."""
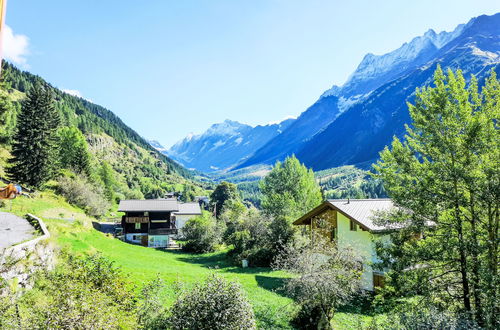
[{"left": 0, "top": 212, "right": 36, "bottom": 249}]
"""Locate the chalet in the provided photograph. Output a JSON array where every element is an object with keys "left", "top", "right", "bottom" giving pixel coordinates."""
[
  {"left": 293, "top": 199, "right": 395, "bottom": 291},
  {"left": 118, "top": 199, "right": 202, "bottom": 248}
]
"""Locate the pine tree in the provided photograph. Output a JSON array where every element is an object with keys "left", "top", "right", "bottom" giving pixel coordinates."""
[{"left": 7, "top": 84, "right": 61, "bottom": 188}]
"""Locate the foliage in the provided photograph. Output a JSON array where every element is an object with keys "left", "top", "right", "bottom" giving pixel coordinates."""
[
  {"left": 56, "top": 126, "right": 92, "bottom": 175},
  {"left": 56, "top": 173, "right": 110, "bottom": 217},
  {"left": 0, "top": 85, "right": 19, "bottom": 143},
  {"left": 167, "top": 274, "right": 256, "bottom": 330},
  {"left": 316, "top": 165, "right": 387, "bottom": 199},
  {"left": 374, "top": 67, "right": 499, "bottom": 328},
  {"left": 260, "top": 155, "right": 322, "bottom": 221},
  {"left": 0, "top": 253, "right": 137, "bottom": 329},
  {"left": 99, "top": 161, "right": 118, "bottom": 202},
  {"left": 1, "top": 61, "right": 192, "bottom": 179},
  {"left": 273, "top": 238, "right": 363, "bottom": 330},
  {"left": 370, "top": 305, "right": 480, "bottom": 330},
  {"left": 237, "top": 181, "right": 263, "bottom": 207},
  {"left": 137, "top": 276, "right": 170, "bottom": 330},
  {"left": 210, "top": 181, "right": 241, "bottom": 218},
  {"left": 222, "top": 208, "right": 274, "bottom": 266},
  {"left": 7, "top": 84, "right": 61, "bottom": 188},
  {"left": 182, "top": 211, "right": 222, "bottom": 253}
]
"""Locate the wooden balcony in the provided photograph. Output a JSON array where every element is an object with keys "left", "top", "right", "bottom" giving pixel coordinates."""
[
  {"left": 125, "top": 216, "right": 149, "bottom": 223},
  {"left": 149, "top": 228, "right": 178, "bottom": 235}
]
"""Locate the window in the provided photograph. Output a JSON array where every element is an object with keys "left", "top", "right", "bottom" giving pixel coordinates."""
[
  {"left": 330, "top": 227, "right": 337, "bottom": 241},
  {"left": 144, "top": 212, "right": 149, "bottom": 216},
  {"left": 350, "top": 219, "right": 357, "bottom": 231},
  {"left": 135, "top": 223, "right": 141, "bottom": 230},
  {"left": 373, "top": 273, "right": 385, "bottom": 288}
]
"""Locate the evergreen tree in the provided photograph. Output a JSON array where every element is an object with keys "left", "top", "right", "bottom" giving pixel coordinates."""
[
  {"left": 374, "top": 67, "right": 499, "bottom": 328},
  {"left": 7, "top": 84, "right": 60, "bottom": 188},
  {"left": 210, "top": 181, "right": 241, "bottom": 218}
]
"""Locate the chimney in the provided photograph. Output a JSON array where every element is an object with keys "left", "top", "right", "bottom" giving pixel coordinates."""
[{"left": 347, "top": 198, "right": 350, "bottom": 204}]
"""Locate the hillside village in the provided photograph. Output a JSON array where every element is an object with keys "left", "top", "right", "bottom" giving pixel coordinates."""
[{"left": 0, "top": 7, "right": 499, "bottom": 330}]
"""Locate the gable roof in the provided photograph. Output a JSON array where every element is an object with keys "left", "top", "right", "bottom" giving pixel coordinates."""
[
  {"left": 174, "top": 202, "right": 202, "bottom": 215},
  {"left": 293, "top": 199, "right": 395, "bottom": 232},
  {"left": 118, "top": 199, "right": 179, "bottom": 212}
]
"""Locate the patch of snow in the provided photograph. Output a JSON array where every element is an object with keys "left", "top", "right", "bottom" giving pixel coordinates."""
[
  {"left": 337, "top": 94, "right": 367, "bottom": 114},
  {"left": 470, "top": 45, "right": 500, "bottom": 63},
  {"left": 234, "top": 137, "right": 243, "bottom": 145},
  {"left": 266, "top": 115, "right": 297, "bottom": 126},
  {"left": 213, "top": 140, "right": 226, "bottom": 148},
  {"left": 342, "top": 20, "right": 471, "bottom": 89}
]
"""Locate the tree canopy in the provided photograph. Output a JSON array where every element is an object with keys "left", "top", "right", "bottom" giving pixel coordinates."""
[
  {"left": 374, "top": 67, "right": 499, "bottom": 328},
  {"left": 260, "top": 155, "right": 322, "bottom": 222}
]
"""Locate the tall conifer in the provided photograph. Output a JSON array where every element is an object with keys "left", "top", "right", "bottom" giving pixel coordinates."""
[{"left": 8, "top": 84, "right": 61, "bottom": 188}]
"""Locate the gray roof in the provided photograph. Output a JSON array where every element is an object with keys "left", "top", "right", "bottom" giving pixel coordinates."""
[
  {"left": 174, "top": 202, "right": 202, "bottom": 215},
  {"left": 118, "top": 199, "right": 179, "bottom": 212},
  {"left": 327, "top": 199, "right": 394, "bottom": 231}
]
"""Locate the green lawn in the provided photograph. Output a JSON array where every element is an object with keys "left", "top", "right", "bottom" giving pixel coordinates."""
[
  {"left": 2, "top": 193, "right": 376, "bottom": 329},
  {"left": 51, "top": 221, "right": 295, "bottom": 329}
]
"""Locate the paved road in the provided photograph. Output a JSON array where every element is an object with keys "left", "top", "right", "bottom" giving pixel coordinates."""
[{"left": 0, "top": 212, "right": 35, "bottom": 249}]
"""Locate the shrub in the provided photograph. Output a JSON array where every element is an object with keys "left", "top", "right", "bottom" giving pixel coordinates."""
[
  {"left": 56, "top": 174, "right": 110, "bottom": 217},
  {"left": 273, "top": 238, "right": 363, "bottom": 329},
  {"left": 246, "top": 246, "right": 273, "bottom": 267},
  {"left": 182, "top": 212, "right": 222, "bottom": 253},
  {"left": 374, "top": 305, "right": 481, "bottom": 330},
  {"left": 3, "top": 253, "right": 137, "bottom": 329},
  {"left": 137, "top": 276, "right": 169, "bottom": 330},
  {"left": 167, "top": 274, "right": 256, "bottom": 330}
]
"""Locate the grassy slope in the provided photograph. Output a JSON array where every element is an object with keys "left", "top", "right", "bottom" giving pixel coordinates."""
[{"left": 2, "top": 193, "right": 377, "bottom": 329}]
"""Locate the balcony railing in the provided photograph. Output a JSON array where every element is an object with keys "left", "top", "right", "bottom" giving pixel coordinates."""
[
  {"left": 125, "top": 216, "right": 149, "bottom": 223},
  {"left": 149, "top": 228, "right": 178, "bottom": 235}
]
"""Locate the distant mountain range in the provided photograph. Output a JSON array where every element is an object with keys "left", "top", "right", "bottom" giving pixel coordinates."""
[
  {"left": 156, "top": 118, "right": 295, "bottom": 172},
  {"left": 160, "top": 13, "right": 500, "bottom": 173}
]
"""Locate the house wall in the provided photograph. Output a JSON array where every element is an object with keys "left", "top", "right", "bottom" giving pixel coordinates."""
[
  {"left": 309, "top": 209, "right": 389, "bottom": 291},
  {"left": 125, "top": 233, "right": 147, "bottom": 244},
  {"left": 336, "top": 212, "right": 376, "bottom": 291},
  {"left": 174, "top": 214, "right": 198, "bottom": 232}
]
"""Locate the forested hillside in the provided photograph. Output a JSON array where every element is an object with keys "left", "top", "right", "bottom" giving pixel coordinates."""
[{"left": 0, "top": 62, "right": 204, "bottom": 213}]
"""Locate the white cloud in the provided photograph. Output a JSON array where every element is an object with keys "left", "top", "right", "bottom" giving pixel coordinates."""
[
  {"left": 62, "top": 89, "right": 93, "bottom": 103},
  {"left": 2, "top": 25, "right": 29, "bottom": 66}
]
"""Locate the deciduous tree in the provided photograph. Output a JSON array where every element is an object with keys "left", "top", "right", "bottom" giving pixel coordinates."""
[{"left": 374, "top": 67, "right": 499, "bottom": 328}]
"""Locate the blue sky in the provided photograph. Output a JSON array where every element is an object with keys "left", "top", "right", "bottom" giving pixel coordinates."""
[{"left": 4, "top": 1, "right": 500, "bottom": 148}]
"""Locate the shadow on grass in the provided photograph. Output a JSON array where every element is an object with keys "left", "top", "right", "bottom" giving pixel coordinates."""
[
  {"left": 336, "top": 292, "right": 376, "bottom": 316},
  {"left": 255, "top": 275, "right": 289, "bottom": 298},
  {"left": 164, "top": 250, "right": 230, "bottom": 269}
]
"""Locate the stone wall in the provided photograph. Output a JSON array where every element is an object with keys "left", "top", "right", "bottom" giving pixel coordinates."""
[{"left": 0, "top": 214, "right": 55, "bottom": 292}]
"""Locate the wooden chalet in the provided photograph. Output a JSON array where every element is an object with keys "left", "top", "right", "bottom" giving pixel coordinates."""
[{"left": 118, "top": 199, "right": 201, "bottom": 248}]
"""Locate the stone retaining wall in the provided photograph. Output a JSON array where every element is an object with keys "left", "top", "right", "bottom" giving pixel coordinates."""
[{"left": 0, "top": 214, "right": 55, "bottom": 292}]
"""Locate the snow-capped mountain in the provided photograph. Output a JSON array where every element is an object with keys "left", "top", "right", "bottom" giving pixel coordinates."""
[
  {"left": 158, "top": 13, "right": 499, "bottom": 174},
  {"left": 322, "top": 21, "right": 471, "bottom": 99},
  {"left": 164, "top": 118, "right": 295, "bottom": 172},
  {"left": 237, "top": 13, "right": 499, "bottom": 171},
  {"left": 148, "top": 140, "right": 169, "bottom": 154}
]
